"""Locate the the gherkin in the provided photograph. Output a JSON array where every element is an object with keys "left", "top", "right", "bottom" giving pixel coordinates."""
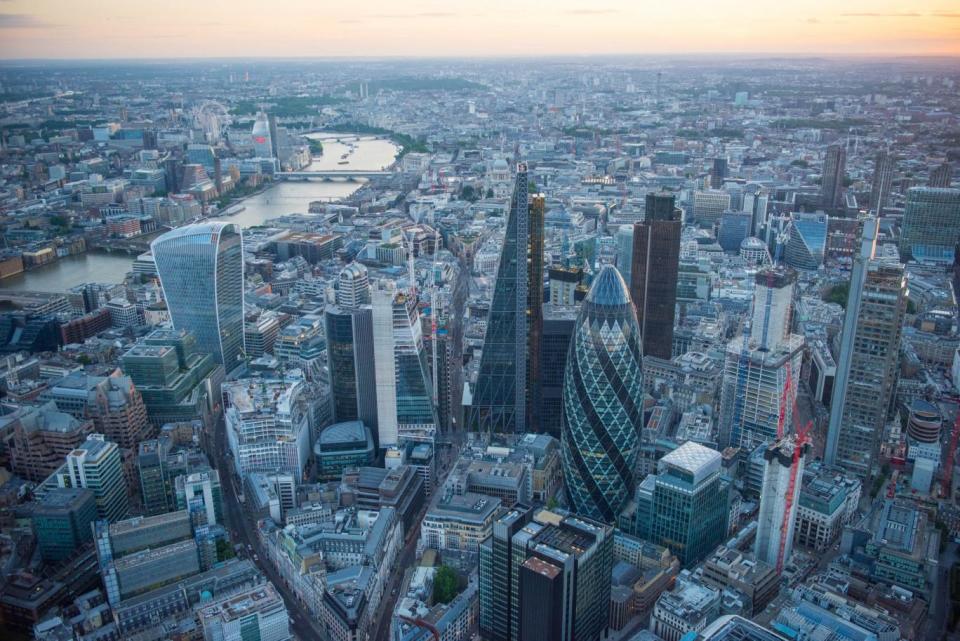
[{"left": 561, "top": 265, "right": 643, "bottom": 523}]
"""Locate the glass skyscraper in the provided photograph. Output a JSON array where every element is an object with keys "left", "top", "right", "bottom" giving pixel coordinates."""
[
  {"left": 899, "top": 186, "right": 960, "bottom": 263},
  {"left": 784, "top": 212, "right": 828, "bottom": 270},
  {"left": 469, "top": 163, "right": 544, "bottom": 433},
  {"left": 151, "top": 222, "right": 245, "bottom": 370},
  {"left": 372, "top": 281, "right": 437, "bottom": 447},
  {"left": 561, "top": 265, "right": 643, "bottom": 523},
  {"left": 631, "top": 192, "right": 681, "bottom": 360}
]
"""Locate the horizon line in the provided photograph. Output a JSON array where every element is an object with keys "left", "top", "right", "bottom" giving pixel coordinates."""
[{"left": 2, "top": 52, "right": 960, "bottom": 64}]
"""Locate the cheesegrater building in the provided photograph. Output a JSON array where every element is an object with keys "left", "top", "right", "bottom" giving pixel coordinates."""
[{"left": 468, "top": 163, "right": 544, "bottom": 434}]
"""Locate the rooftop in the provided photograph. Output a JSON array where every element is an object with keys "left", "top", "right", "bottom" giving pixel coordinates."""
[{"left": 659, "top": 440, "right": 722, "bottom": 484}]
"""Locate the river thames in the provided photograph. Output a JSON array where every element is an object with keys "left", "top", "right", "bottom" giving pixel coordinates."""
[{"left": 0, "top": 134, "right": 398, "bottom": 293}]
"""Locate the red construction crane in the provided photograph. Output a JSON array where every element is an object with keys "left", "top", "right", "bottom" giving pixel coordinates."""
[
  {"left": 776, "top": 361, "right": 792, "bottom": 440},
  {"left": 775, "top": 419, "right": 812, "bottom": 574}
]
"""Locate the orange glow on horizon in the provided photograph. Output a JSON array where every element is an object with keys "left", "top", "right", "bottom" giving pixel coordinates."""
[{"left": 0, "top": 0, "right": 958, "bottom": 59}]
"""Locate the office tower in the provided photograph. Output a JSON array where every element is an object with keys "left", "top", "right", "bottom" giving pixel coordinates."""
[
  {"left": 517, "top": 516, "right": 613, "bottom": 641},
  {"left": 821, "top": 144, "right": 846, "bottom": 210},
  {"left": 631, "top": 192, "right": 681, "bottom": 360},
  {"left": 199, "top": 584, "right": 290, "bottom": 641},
  {"left": 223, "top": 377, "right": 312, "bottom": 477},
  {"left": 372, "top": 281, "right": 437, "bottom": 448},
  {"left": 719, "top": 267, "right": 804, "bottom": 450},
  {"left": 825, "top": 220, "right": 907, "bottom": 478},
  {"left": 691, "top": 190, "right": 730, "bottom": 227},
  {"left": 324, "top": 304, "right": 378, "bottom": 431},
  {"left": 8, "top": 401, "right": 93, "bottom": 482},
  {"left": 138, "top": 439, "right": 170, "bottom": 515},
  {"left": 175, "top": 470, "right": 224, "bottom": 526},
  {"left": 122, "top": 328, "right": 219, "bottom": 428},
  {"left": 469, "top": 164, "right": 545, "bottom": 434},
  {"left": 40, "top": 371, "right": 151, "bottom": 451},
  {"left": 267, "top": 113, "right": 280, "bottom": 159},
  {"left": 86, "top": 374, "right": 151, "bottom": 450},
  {"left": 244, "top": 312, "right": 281, "bottom": 358},
  {"left": 899, "top": 187, "right": 960, "bottom": 263},
  {"left": 32, "top": 488, "right": 97, "bottom": 562},
  {"left": 548, "top": 266, "right": 581, "bottom": 306},
  {"left": 930, "top": 161, "right": 953, "bottom": 188},
  {"left": 539, "top": 305, "right": 578, "bottom": 438},
  {"left": 561, "top": 265, "right": 643, "bottom": 523},
  {"left": 614, "top": 226, "right": 634, "bottom": 287},
  {"left": 754, "top": 436, "right": 809, "bottom": 570},
  {"left": 186, "top": 143, "right": 216, "bottom": 171},
  {"left": 94, "top": 510, "right": 200, "bottom": 605},
  {"left": 152, "top": 222, "right": 245, "bottom": 370},
  {"left": 425, "top": 327, "right": 457, "bottom": 433},
  {"left": 633, "top": 441, "right": 728, "bottom": 566},
  {"left": 336, "top": 262, "right": 371, "bottom": 308},
  {"left": 480, "top": 508, "right": 612, "bottom": 641},
  {"left": 59, "top": 434, "right": 129, "bottom": 523},
  {"left": 250, "top": 111, "right": 273, "bottom": 158},
  {"left": 784, "top": 212, "right": 828, "bottom": 271},
  {"left": 479, "top": 506, "right": 533, "bottom": 641},
  {"left": 717, "top": 211, "right": 752, "bottom": 252},
  {"left": 869, "top": 149, "right": 894, "bottom": 215},
  {"left": 710, "top": 157, "right": 729, "bottom": 189}
]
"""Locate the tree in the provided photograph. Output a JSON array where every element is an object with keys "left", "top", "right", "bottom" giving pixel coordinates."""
[
  {"left": 485, "top": 187, "right": 494, "bottom": 199},
  {"left": 546, "top": 496, "right": 559, "bottom": 510},
  {"left": 432, "top": 565, "right": 460, "bottom": 605},
  {"left": 461, "top": 185, "right": 478, "bottom": 202}
]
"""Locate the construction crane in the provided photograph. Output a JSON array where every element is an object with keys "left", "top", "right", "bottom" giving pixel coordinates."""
[
  {"left": 775, "top": 418, "right": 811, "bottom": 574},
  {"left": 775, "top": 376, "right": 813, "bottom": 575}
]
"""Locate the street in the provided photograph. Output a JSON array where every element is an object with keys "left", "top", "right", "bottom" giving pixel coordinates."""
[{"left": 212, "top": 414, "right": 328, "bottom": 641}]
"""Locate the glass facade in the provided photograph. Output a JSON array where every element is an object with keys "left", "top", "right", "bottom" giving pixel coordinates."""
[
  {"left": 785, "top": 212, "right": 827, "bottom": 270},
  {"left": 469, "top": 164, "right": 544, "bottom": 433},
  {"left": 899, "top": 187, "right": 960, "bottom": 263},
  {"left": 561, "top": 265, "right": 643, "bottom": 523},
  {"left": 151, "top": 222, "right": 245, "bottom": 370},
  {"left": 325, "top": 306, "right": 361, "bottom": 423}
]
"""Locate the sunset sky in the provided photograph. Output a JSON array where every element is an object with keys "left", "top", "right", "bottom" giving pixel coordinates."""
[{"left": 1, "top": 0, "right": 958, "bottom": 59}]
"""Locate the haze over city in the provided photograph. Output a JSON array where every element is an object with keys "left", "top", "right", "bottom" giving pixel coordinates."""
[{"left": 1, "top": 1, "right": 960, "bottom": 58}]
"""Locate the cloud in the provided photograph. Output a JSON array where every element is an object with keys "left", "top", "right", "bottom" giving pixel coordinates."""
[
  {"left": 0, "top": 13, "right": 52, "bottom": 28},
  {"left": 564, "top": 9, "right": 620, "bottom": 15},
  {"left": 370, "top": 12, "right": 458, "bottom": 19},
  {"left": 806, "top": 18, "right": 820, "bottom": 24},
  {"left": 840, "top": 12, "right": 922, "bottom": 17},
  {"left": 932, "top": 12, "right": 960, "bottom": 17}
]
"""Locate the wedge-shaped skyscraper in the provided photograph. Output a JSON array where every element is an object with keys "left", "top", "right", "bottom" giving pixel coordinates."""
[
  {"left": 561, "top": 265, "right": 643, "bottom": 522},
  {"left": 468, "top": 163, "right": 544, "bottom": 433}
]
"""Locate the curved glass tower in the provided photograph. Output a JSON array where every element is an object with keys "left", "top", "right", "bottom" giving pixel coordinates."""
[
  {"left": 561, "top": 265, "right": 643, "bottom": 522},
  {"left": 152, "top": 222, "right": 245, "bottom": 370}
]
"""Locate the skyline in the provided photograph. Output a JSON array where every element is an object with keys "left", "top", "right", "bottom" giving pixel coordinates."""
[{"left": 1, "top": 1, "right": 960, "bottom": 60}]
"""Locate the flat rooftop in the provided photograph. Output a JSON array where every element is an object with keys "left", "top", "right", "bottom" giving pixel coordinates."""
[{"left": 660, "top": 440, "right": 721, "bottom": 484}]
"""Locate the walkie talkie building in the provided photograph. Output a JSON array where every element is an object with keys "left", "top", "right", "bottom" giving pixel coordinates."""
[
  {"left": 151, "top": 222, "right": 245, "bottom": 371},
  {"left": 561, "top": 265, "right": 643, "bottom": 523}
]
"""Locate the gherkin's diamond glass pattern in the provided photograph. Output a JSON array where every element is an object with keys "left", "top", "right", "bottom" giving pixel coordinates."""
[{"left": 561, "top": 265, "right": 643, "bottom": 523}]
